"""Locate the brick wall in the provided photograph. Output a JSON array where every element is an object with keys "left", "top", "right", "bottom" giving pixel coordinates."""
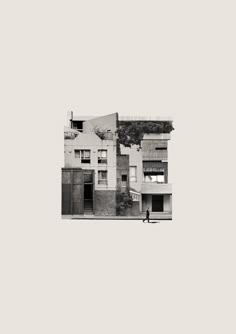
[{"left": 95, "top": 190, "right": 116, "bottom": 216}]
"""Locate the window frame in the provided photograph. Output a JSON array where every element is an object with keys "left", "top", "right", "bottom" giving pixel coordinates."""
[
  {"left": 98, "top": 170, "right": 108, "bottom": 185},
  {"left": 98, "top": 149, "right": 108, "bottom": 164},
  {"left": 74, "top": 149, "right": 91, "bottom": 164},
  {"left": 129, "top": 166, "right": 137, "bottom": 182}
]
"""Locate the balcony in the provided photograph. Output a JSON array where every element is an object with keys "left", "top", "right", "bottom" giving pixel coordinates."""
[{"left": 141, "top": 182, "right": 172, "bottom": 194}]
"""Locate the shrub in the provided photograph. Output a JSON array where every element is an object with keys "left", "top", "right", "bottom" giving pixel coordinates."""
[
  {"left": 116, "top": 187, "right": 133, "bottom": 215},
  {"left": 94, "top": 127, "right": 106, "bottom": 140}
]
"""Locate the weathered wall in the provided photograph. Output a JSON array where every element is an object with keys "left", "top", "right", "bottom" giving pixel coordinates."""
[
  {"left": 62, "top": 168, "right": 84, "bottom": 215},
  {"left": 95, "top": 190, "right": 116, "bottom": 216}
]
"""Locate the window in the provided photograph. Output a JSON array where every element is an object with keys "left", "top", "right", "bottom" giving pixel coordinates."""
[
  {"left": 98, "top": 170, "right": 108, "bottom": 185},
  {"left": 129, "top": 166, "right": 137, "bottom": 182},
  {"left": 121, "top": 174, "right": 127, "bottom": 187},
  {"left": 143, "top": 171, "right": 165, "bottom": 183},
  {"left": 72, "top": 120, "right": 83, "bottom": 131},
  {"left": 74, "top": 150, "right": 91, "bottom": 163},
  {"left": 155, "top": 147, "right": 166, "bottom": 150},
  {"left": 98, "top": 150, "right": 107, "bottom": 164}
]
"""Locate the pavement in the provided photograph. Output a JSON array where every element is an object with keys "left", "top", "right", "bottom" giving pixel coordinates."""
[{"left": 61, "top": 212, "right": 172, "bottom": 220}]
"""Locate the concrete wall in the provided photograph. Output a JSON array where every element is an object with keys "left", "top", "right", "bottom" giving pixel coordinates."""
[
  {"left": 94, "top": 190, "right": 116, "bottom": 216},
  {"left": 141, "top": 182, "right": 172, "bottom": 194},
  {"left": 64, "top": 132, "right": 117, "bottom": 191},
  {"left": 142, "top": 194, "right": 152, "bottom": 212},
  {"left": 164, "top": 194, "right": 172, "bottom": 212},
  {"left": 141, "top": 139, "right": 168, "bottom": 161}
]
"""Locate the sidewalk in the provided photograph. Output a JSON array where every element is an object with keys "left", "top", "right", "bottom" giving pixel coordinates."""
[{"left": 62, "top": 212, "right": 172, "bottom": 220}]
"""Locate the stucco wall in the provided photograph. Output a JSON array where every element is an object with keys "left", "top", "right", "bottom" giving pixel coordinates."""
[{"left": 64, "top": 132, "right": 117, "bottom": 191}]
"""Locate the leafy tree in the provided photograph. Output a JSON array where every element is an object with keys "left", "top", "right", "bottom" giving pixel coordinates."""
[{"left": 117, "top": 121, "right": 174, "bottom": 147}]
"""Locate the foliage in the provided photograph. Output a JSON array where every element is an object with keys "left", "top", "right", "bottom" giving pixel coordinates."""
[
  {"left": 116, "top": 187, "right": 133, "bottom": 215},
  {"left": 94, "top": 126, "right": 107, "bottom": 140},
  {"left": 117, "top": 121, "right": 174, "bottom": 147}
]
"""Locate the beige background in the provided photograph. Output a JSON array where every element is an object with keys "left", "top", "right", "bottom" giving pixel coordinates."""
[{"left": 1, "top": 1, "right": 235, "bottom": 333}]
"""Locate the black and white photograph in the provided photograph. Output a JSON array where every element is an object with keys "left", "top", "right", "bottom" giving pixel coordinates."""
[
  {"left": 1, "top": 1, "right": 235, "bottom": 333},
  {"left": 62, "top": 112, "right": 174, "bottom": 221}
]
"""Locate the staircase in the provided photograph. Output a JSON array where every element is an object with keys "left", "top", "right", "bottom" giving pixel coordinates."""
[{"left": 84, "top": 200, "right": 93, "bottom": 215}]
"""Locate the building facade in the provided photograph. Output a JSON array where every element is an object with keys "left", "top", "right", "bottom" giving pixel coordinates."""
[{"left": 62, "top": 112, "right": 174, "bottom": 218}]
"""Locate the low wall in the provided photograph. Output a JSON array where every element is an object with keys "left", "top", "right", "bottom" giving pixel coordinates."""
[
  {"left": 95, "top": 190, "right": 116, "bottom": 216},
  {"left": 117, "top": 201, "right": 140, "bottom": 216}
]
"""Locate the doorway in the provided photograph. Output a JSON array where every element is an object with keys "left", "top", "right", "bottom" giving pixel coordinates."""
[
  {"left": 84, "top": 184, "right": 93, "bottom": 211},
  {"left": 152, "top": 195, "right": 164, "bottom": 212}
]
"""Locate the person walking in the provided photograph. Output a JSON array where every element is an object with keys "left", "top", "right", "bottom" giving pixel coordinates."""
[{"left": 143, "top": 208, "right": 150, "bottom": 223}]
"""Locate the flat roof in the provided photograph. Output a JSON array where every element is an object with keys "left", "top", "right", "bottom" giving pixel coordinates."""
[
  {"left": 70, "top": 115, "right": 173, "bottom": 121},
  {"left": 119, "top": 116, "right": 173, "bottom": 121}
]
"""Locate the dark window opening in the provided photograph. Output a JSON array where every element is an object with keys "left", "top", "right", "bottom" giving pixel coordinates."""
[
  {"left": 152, "top": 195, "right": 164, "bottom": 212},
  {"left": 71, "top": 120, "right": 83, "bottom": 131},
  {"left": 122, "top": 174, "right": 127, "bottom": 187}
]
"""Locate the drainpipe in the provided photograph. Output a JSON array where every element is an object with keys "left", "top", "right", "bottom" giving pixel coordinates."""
[{"left": 70, "top": 111, "right": 73, "bottom": 128}]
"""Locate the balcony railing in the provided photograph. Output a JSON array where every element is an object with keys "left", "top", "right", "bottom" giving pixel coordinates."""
[{"left": 130, "top": 190, "right": 141, "bottom": 202}]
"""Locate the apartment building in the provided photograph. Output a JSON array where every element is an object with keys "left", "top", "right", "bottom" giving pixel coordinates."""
[{"left": 62, "top": 112, "right": 173, "bottom": 218}]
